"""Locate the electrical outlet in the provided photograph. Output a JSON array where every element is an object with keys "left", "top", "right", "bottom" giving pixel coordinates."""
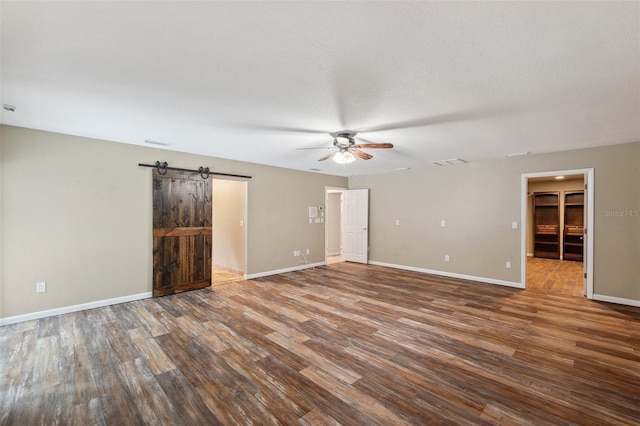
[
  {"left": 444, "top": 255, "right": 450, "bottom": 262},
  {"left": 36, "top": 282, "right": 46, "bottom": 293},
  {"left": 306, "top": 249, "right": 310, "bottom": 255},
  {"left": 506, "top": 261, "right": 511, "bottom": 269},
  {"left": 395, "top": 219, "right": 400, "bottom": 225},
  {"left": 441, "top": 220, "right": 446, "bottom": 227},
  {"left": 294, "top": 250, "right": 301, "bottom": 257}
]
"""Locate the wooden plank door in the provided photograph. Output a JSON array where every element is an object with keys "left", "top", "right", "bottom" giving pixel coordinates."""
[
  {"left": 343, "top": 189, "right": 369, "bottom": 263},
  {"left": 152, "top": 169, "right": 212, "bottom": 297}
]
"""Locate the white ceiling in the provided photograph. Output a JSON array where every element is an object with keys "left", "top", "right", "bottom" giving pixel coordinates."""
[{"left": 1, "top": 1, "right": 639, "bottom": 177}]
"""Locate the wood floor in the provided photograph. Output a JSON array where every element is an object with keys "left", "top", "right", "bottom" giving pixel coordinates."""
[
  {"left": 211, "top": 268, "right": 244, "bottom": 286},
  {"left": 2, "top": 262, "right": 640, "bottom": 425},
  {"left": 526, "top": 257, "right": 584, "bottom": 296}
]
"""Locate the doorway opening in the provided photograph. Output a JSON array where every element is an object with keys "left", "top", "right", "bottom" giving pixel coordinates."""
[
  {"left": 211, "top": 179, "right": 248, "bottom": 285},
  {"left": 325, "top": 187, "right": 346, "bottom": 264},
  {"left": 521, "top": 168, "right": 594, "bottom": 298},
  {"left": 325, "top": 187, "right": 370, "bottom": 265}
]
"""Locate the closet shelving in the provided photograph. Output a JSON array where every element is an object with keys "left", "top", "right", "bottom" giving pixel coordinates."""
[
  {"left": 533, "top": 192, "right": 560, "bottom": 259},
  {"left": 563, "top": 191, "right": 584, "bottom": 261}
]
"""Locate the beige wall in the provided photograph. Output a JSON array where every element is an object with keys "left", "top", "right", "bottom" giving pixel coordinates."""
[
  {"left": 0, "top": 126, "right": 346, "bottom": 318},
  {"left": 2, "top": 125, "right": 638, "bottom": 319},
  {"left": 349, "top": 142, "right": 640, "bottom": 301},
  {"left": 527, "top": 177, "right": 584, "bottom": 256},
  {"left": 212, "top": 179, "right": 247, "bottom": 274}
]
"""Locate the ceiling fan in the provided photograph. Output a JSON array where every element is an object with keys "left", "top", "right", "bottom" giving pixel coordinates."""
[{"left": 297, "top": 130, "right": 394, "bottom": 164}]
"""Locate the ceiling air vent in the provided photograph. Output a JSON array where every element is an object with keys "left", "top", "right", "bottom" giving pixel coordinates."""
[
  {"left": 506, "top": 151, "right": 531, "bottom": 158},
  {"left": 144, "top": 139, "right": 171, "bottom": 147},
  {"left": 432, "top": 158, "right": 467, "bottom": 166}
]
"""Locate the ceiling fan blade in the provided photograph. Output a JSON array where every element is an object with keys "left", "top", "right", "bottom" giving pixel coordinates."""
[
  {"left": 352, "top": 149, "right": 373, "bottom": 160},
  {"left": 318, "top": 151, "right": 336, "bottom": 161},
  {"left": 352, "top": 143, "right": 394, "bottom": 149},
  {"left": 296, "top": 146, "right": 333, "bottom": 151},
  {"left": 359, "top": 105, "right": 516, "bottom": 133},
  {"left": 235, "top": 124, "right": 329, "bottom": 134}
]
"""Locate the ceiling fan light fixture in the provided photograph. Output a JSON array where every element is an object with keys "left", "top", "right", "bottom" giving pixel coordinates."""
[{"left": 333, "top": 150, "right": 355, "bottom": 164}]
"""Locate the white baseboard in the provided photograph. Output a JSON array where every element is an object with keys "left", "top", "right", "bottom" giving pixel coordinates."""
[
  {"left": 3, "top": 272, "right": 636, "bottom": 326},
  {"left": 245, "top": 261, "right": 326, "bottom": 280},
  {"left": 368, "top": 261, "right": 524, "bottom": 289},
  {"left": 592, "top": 294, "right": 640, "bottom": 308},
  {"left": 0, "top": 292, "right": 153, "bottom": 326}
]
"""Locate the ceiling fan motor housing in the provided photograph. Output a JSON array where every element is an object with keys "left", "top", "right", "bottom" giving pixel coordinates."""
[{"left": 333, "top": 132, "right": 356, "bottom": 148}]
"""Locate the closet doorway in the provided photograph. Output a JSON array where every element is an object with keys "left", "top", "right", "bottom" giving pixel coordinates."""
[
  {"left": 325, "top": 187, "right": 346, "bottom": 264},
  {"left": 211, "top": 179, "right": 247, "bottom": 285},
  {"left": 521, "top": 169, "right": 594, "bottom": 298}
]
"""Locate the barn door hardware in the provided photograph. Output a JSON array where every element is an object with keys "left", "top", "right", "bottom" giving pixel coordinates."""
[
  {"left": 198, "top": 167, "right": 210, "bottom": 179},
  {"left": 138, "top": 161, "right": 252, "bottom": 179},
  {"left": 155, "top": 161, "right": 168, "bottom": 175}
]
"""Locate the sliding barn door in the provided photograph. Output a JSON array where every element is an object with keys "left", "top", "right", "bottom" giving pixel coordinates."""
[{"left": 152, "top": 169, "right": 212, "bottom": 297}]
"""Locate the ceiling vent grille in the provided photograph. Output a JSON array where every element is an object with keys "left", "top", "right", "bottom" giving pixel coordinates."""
[
  {"left": 432, "top": 158, "right": 467, "bottom": 166},
  {"left": 144, "top": 139, "right": 171, "bottom": 147}
]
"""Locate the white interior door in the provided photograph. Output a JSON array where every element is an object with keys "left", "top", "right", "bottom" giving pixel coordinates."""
[{"left": 343, "top": 189, "right": 369, "bottom": 263}]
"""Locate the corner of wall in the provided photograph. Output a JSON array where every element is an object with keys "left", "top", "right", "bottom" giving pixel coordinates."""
[{"left": 0, "top": 126, "right": 3, "bottom": 320}]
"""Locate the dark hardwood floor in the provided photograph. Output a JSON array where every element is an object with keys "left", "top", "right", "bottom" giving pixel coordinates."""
[{"left": 2, "top": 262, "right": 640, "bottom": 425}]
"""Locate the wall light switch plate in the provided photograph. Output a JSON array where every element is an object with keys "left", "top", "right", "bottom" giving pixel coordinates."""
[
  {"left": 441, "top": 220, "right": 446, "bottom": 227},
  {"left": 512, "top": 221, "right": 518, "bottom": 230},
  {"left": 395, "top": 219, "right": 400, "bottom": 225},
  {"left": 36, "top": 282, "right": 46, "bottom": 293},
  {"left": 444, "top": 255, "right": 450, "bottom": 262},
  {"left": 506, "top": 261, "right": 512, "bottom": 269}
]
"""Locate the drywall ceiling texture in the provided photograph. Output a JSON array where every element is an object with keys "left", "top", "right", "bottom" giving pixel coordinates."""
[
  {"left": 1, "top": 2, "right": 639, "bottom": 176},
  {"left": 0, "top": 126, "right": 346, "bottom": 319},
  {"left": 349, "top": 141, "right": 640, "bottom": 302}
]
